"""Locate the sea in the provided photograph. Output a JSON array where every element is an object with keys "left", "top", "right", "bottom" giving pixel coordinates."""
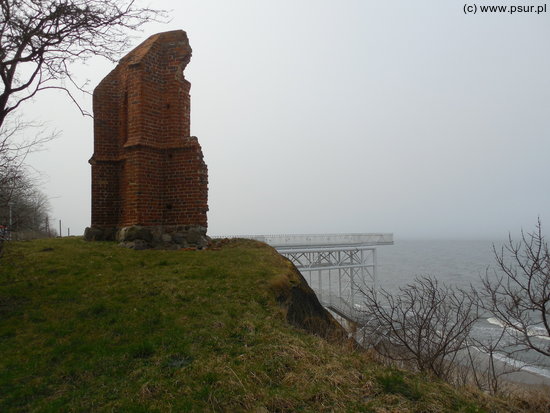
[{"left": 365, "top": 239, "right": 550, "bottom": 383}]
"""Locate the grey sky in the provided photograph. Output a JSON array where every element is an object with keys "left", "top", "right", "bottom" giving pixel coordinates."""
[{"left": 25, "top": 1, "right": 550, "bottom": 239}]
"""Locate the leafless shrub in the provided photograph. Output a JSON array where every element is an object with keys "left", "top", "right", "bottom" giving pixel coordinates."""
[
  {"left": 357, "top": 275, "right": 480, "bottom": 381},
  {"left": 356, "top": 221, "right": 550, "bottom": 393},
  {"left": 478, "top": 219, "right": 550, "bottom": 357}
]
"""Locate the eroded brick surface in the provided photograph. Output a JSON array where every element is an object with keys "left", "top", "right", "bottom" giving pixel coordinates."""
[{"left": 88, "top": 31, "right": 208, "bottom": 237}]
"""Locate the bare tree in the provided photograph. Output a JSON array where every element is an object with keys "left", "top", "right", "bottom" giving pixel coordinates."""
[
  {"left": 479, "top": 219, "right": 550, "bottom": 358},
  {"left": 0, "top": 118, "right": 55, "bottom": 190},
  {"left": 0, "top": 0, "right": 165, "bottom": 127},
  {"left": 0, "top": 159, "right": 52, "bottom": 236},
  {"left": 0, "top": 118, "right": 56, "bottom": 243},
  {"left": 0, "top": 0, "right": 165, "bottom": 247},
  {"left": 357, "top": 276, "right": 480, "bottom": 381}
]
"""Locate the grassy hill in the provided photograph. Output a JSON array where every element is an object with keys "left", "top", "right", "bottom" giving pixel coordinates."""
[{"left": 0, "top": 237, "right": 537, "bottom": 412}]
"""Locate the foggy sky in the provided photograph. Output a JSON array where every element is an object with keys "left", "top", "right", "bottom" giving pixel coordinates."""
[{"left": 24, "top": 1, "right": 550, "bottom": 239}]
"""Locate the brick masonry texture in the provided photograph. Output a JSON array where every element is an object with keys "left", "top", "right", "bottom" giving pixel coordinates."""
[{"left": 88, "top": 30, "right": 208, "bottom": 242}]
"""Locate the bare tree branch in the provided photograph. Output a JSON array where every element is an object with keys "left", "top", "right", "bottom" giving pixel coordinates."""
[
  {"left": 478, "top": 219, "right": 550, "bottom": 358},
  {"left": 0, "top": 0, "right": 167, "bottom": 128}
]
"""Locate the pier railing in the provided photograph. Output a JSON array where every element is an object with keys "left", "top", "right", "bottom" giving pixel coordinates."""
[{"left": 214, "top": 233, "right": 393, "bottom": 248}]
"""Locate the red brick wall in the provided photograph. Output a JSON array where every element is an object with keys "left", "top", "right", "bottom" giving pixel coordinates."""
[{"left": 89, "top": 30, "right": 208, "bottom": 230}]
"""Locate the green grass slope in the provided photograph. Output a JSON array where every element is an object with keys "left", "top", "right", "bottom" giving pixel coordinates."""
[{"left": 0, "top": 238, "right": 528, "bottom": 412}]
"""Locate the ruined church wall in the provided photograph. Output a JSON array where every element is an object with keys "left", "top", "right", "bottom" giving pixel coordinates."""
[
  {"left": 87, "top": 30, "right": 208, "bottom": 247},
  {"left": 90, "top": 71, "right": 123, "bottom": 228},
  {"left": 162, "top": 144, "right": 208, "bottom": 227}
]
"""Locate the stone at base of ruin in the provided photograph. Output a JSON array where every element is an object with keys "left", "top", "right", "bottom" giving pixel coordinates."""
[
  {"left": 85, "top": 30, "right": 209, "bottom": 249},
  {"left": 84, "top": 225, "right": 210, "bottom": 250}
]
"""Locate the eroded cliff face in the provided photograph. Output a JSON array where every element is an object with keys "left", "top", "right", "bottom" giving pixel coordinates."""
[{"left": 269, "top": 255, "right": 348, "bottom": 341}]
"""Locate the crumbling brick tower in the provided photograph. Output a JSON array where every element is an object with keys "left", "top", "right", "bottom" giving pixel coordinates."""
[{"left": 86, "top": 30, "right": 209, "bottom": 248}]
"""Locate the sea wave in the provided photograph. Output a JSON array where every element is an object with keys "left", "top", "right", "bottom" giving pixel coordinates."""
[
  {"left": 486, "top": 317, "right": 550, "bottom": 342},
  {"left": 491, "top": 352, "right": 550, "bottom": 379},
  {"left": 472, "top": 346, "right": 550, "bottom": 379},
  {"left": 486, "top": 317, "right": 505, "bottom": 328}
]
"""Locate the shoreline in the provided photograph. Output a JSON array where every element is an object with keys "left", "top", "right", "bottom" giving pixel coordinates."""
[
  {"left": 459, "top": 347, "right": 550, "bottom": 388},
  {"left": 329, "top": 310, "right": 550, "bottom": 390},
  {"left": 486, "top": 355, "right": 550, "bottom": 388}
]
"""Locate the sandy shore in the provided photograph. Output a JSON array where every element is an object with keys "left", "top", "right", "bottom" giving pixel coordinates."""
[
  {"left": 329, "top": 310, "right": 550, "bottom": 390},
  {"left": 483, "top": 355, "right": 550, "bottom": 387},
  {"left": 456, "top": 346, "right": 550, "bottom": 388}
]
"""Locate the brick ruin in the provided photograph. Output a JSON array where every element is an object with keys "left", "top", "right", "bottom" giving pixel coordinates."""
[{"left": 84, "top": 30, "right": 209, "bottom": 249}]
